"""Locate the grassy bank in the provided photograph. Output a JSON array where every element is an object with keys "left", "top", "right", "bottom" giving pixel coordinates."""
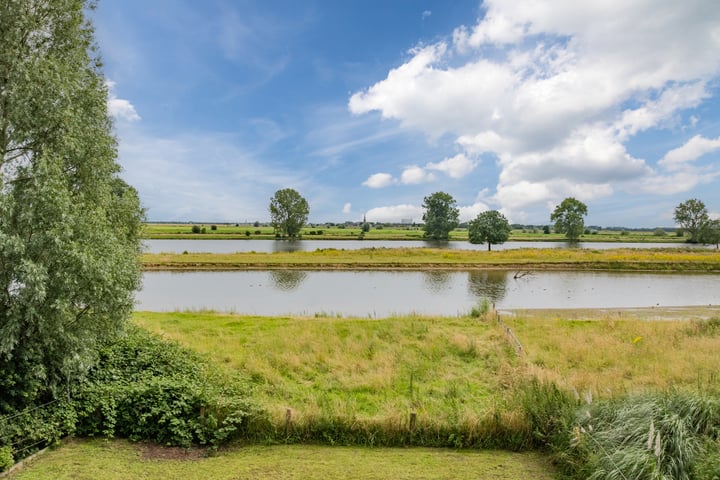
[
  {"left": 142, "top": 247, "right": 720, "bottom": 271},
  {"left": 133, "top": 312, "right": 521, "bottom": 443},
  {"left": 134, "top": 308, "right": 720, "bottom": 440},
  {"left": 142, "top": 222, "right": 686, "bottom": 243},
  {"left": 7, "top": 439, "right": 556, "bottom": 480}
]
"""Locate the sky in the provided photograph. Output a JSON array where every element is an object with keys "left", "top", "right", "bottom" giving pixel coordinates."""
[{"left": 93, "top": 0, "right": 720, "bottom": 227}]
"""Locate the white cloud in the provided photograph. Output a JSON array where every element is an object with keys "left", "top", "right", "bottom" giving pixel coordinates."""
[
  {"left": 422, "top": 10, "right": 432, "bottom": 20},
  {"left": 459, "top": 201, "right": 490, "bottom": 222},
  {"left": 400, "top": 165, "right": 435, "bottom": 184},
  {"left": 362, "top": 172, "right": 395, "bottom": 188},
  {"left": 366, "top": 204, "right": 423, "bottom": 223},
  {"left": 426, "top": 153, "right": 477, "bottom": 179},
  {"left": 349, "top": 0, "right": 720, "bottom": 220},
  {"left": 106, "top": 80, "right": 140, "bottom": 122},
  {"left": 342, "top": 202, "right": 352, "bottom": 214},
  {"left": 659, "top": 135, "right": 720, "bottom": 171}
]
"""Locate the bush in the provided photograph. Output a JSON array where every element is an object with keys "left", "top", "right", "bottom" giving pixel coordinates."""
[
  {"left": 245, "top": 230, "right": 251, "bottom": 237},
  {"left": 0, "top": 446, "right": 14, "bottom": 472},
  {"left": 654, "top": 227, "right": 666, "bottom": 236},
  {"left": 211, "top": 225, "right": 217, "bottom": 231},
  {"left": 191, "top": 225, "right": 201, "bottom": 234},
  {"left": 73, "top": 327, "right": 260, "bottom": 447},
  {"left": 254, "top": 230, "right": 261, "bottom": 235}
]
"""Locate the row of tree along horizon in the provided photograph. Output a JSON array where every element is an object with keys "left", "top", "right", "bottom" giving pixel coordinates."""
[{"left": 178, "top": 188, "right": 719, "bottom": 250}]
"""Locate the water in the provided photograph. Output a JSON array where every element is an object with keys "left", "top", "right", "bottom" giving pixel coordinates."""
[
  {"left": 143, "top": 239, "right": 706, "bottom": 254},
  {"left": 136, "top": 270, "right": 720, "bottom": 316}
]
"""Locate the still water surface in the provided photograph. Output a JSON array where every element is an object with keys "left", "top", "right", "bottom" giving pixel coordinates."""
[
  {"left": 144, "top": 239, "right": 705, "bottom": 254},
  {"left": 137, "top": 270, "right": 720, "bottom": 316}
]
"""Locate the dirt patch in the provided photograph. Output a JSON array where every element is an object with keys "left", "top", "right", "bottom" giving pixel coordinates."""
[{"left": 139, "top": 443, "right": 207, "bottom": 461}]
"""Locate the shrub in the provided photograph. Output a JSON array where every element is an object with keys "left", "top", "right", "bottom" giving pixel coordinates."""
[
  {"left": 210, "top": 225, "right": 217, "bottom": 231},
  {"left": 654, "top": 227, "right": 667, "bottom": 236},
  {"left": 191, "top": 225, "right": 201, "bottom": 234},
  {"left": 73, "top": 327, "right": 260, "bottom": 447},
  {"left": 254, "top": 230, "right": 261, "bottom": 235},
  {"left": 0, "top": 446, "right": 14, "bottom": 472},
  {"left": 245, "top": 230, "right": 251, "bottom": 237}
]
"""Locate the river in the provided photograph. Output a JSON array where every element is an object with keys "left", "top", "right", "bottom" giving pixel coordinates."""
[
  {"left": 136, "top": 270, "right": 720, "bottom": 317},
  {"left": 143, "top": 239, "right": 707, "bottom": 254}
]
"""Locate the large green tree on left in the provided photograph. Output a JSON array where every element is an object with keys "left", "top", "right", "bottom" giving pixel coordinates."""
[{"left": 0, "top": 0, "right": 144, "bottom": 412}]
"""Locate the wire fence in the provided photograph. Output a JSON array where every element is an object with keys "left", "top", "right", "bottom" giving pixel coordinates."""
[{"left": 0, "top": 398, "right": 64, "bottom": 466}]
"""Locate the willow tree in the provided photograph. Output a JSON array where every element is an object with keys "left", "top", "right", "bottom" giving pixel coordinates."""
[{"left": 0, "top": 0, "right": 144, "bottom": 411}]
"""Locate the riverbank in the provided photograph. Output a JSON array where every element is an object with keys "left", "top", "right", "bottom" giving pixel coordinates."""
[{"left": 142, "top": 247, "right": 720, "bottom": 272}]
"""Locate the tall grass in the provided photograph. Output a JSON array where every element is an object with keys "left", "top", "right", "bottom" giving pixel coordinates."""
[
  {"left": 134, "top": 311, "right": 533, "bottom": 447},
  {"left": 504, "top": 314, "right": 720, "bottom": 396}
]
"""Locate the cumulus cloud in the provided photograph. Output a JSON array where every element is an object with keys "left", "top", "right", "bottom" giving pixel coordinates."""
[
  {"left": 366, "top": 204, "right": 423, "bottom": 223},
  {"left": 106, "top": 80, "right": 141, "bottom": 122},
  {"left": 342, "top": 202, "right": 352, "bottom": 214},
  {"left": 426, "top": 153, "right": 478, "bottom": 179},
  {"left": 400, "top": 165, "right": 435, "bottom": 184},
  {"left": 659, "top": 135, "right": 720, "bottom": 171},
  {"left": 362, "top": 172, "right": 395, "bottom": 188},
  {"left": 349, "top": 0, "right": 720, "bottom": 219}
]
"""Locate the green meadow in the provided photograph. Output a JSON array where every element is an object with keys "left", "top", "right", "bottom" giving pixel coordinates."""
[
  {"left": 142, "top": 222, "right": 686, "bottom": 243},
  {"left": 143, "top": 247, "right": 720, "bottom": 271},
  {"left": 9, "top": 307, "right": 720, "bottom": 479}
]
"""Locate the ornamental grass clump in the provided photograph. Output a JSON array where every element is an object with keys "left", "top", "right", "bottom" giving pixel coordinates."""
[{"left": 563, "top": 391, "right": 720, "bottom": 480}]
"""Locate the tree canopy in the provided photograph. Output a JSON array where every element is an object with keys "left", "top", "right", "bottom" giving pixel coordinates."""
[
  {"left": 468, "top": 210, "right": 511, "bottom": 251},
  {"left": 550, "top": 197, "right": 588, "bottom": 242},
  {"left": 269, "top": 188, "right": 309, "bottom": 238},
  {"left": 0, "top": 0, "right": 144, "bottom": 411},
  {"left": 674, "top": 198, "right": 709, "bottom": 243},
  {"left": 699, "top": 219, "right": 720, "bottom": 248},
  {"left": 422, "top": 192, "right": 459, "bottom": 240}
]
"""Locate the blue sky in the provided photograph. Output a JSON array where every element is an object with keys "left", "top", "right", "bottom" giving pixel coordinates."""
[{"left": 94, "top": 0, "right": 720, "bottom": 227}]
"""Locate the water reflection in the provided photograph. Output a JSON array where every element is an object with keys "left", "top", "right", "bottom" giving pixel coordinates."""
[
  {"left": 422, "top": 271, "right": 452, "bottom": 292},
  {"left": 467, "top": 271, "right": 509, "bottom": 304},
  {"left": 268, "top": 270, "right": 307, "bottom": 291},
  {"left": 272, "top": 240, "right": 305, "bottom": 253}
]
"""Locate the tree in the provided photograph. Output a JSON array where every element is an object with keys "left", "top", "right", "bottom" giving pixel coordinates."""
[
  {"left": 699, "top": 219, "right": 720, "bottom": 248},
  {"left": 468, "top": 210, "right": 512, "bottom": 251},
  {"left": 0, "top": 0, "right": 144, "bottom": 411},
  {"left": 550, "top": 197, "right": 588, "bottom": 242},
  {"left": 269, "top": 188, "right": 309, "bottom": 238},
  {"left": 422, "top": 192, "right": 459, "bottom": 240},
  {"left": 673, "top": 198, "right": 709, "bottom": 243}
]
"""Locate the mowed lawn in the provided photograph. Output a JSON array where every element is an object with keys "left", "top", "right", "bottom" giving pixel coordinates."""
[{"left": 8, "top": 439, "right": 557, "bottom": 480}]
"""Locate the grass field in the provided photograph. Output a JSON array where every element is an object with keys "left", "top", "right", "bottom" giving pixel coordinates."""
[
  {"left": 7, "top": 439, "right": 556, "bottom": 480},
  {"left": 142, "top": 247, "right": 720, "bottom": 271},
  {"left": 142, "top": 222, "right": 687, "bottom": 243},
  {"left": 134, "top": 308, "right": 720, "bottom": 429},
  {"left": 8, "top": 307, "right": 720, "bottom": 479},
  {"left": 133, "top": 312, "right": 519, "bottom": 429}
]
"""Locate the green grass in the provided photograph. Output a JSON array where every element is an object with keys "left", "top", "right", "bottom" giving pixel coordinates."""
[
  {"left": 142, "top": 222, "right": 687, "bottom": 242},
  {"left": 143, "top": 247, "right": 720, "bottom": 271},
  {"left": 133, "top": 312, "right": 518, "bottom": 429},
  {"left": 7, "top": 439, "right": 557, "bottom": 480},
  {"left": 503, "top": 309, "right": 720, "bottom": 397}
]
